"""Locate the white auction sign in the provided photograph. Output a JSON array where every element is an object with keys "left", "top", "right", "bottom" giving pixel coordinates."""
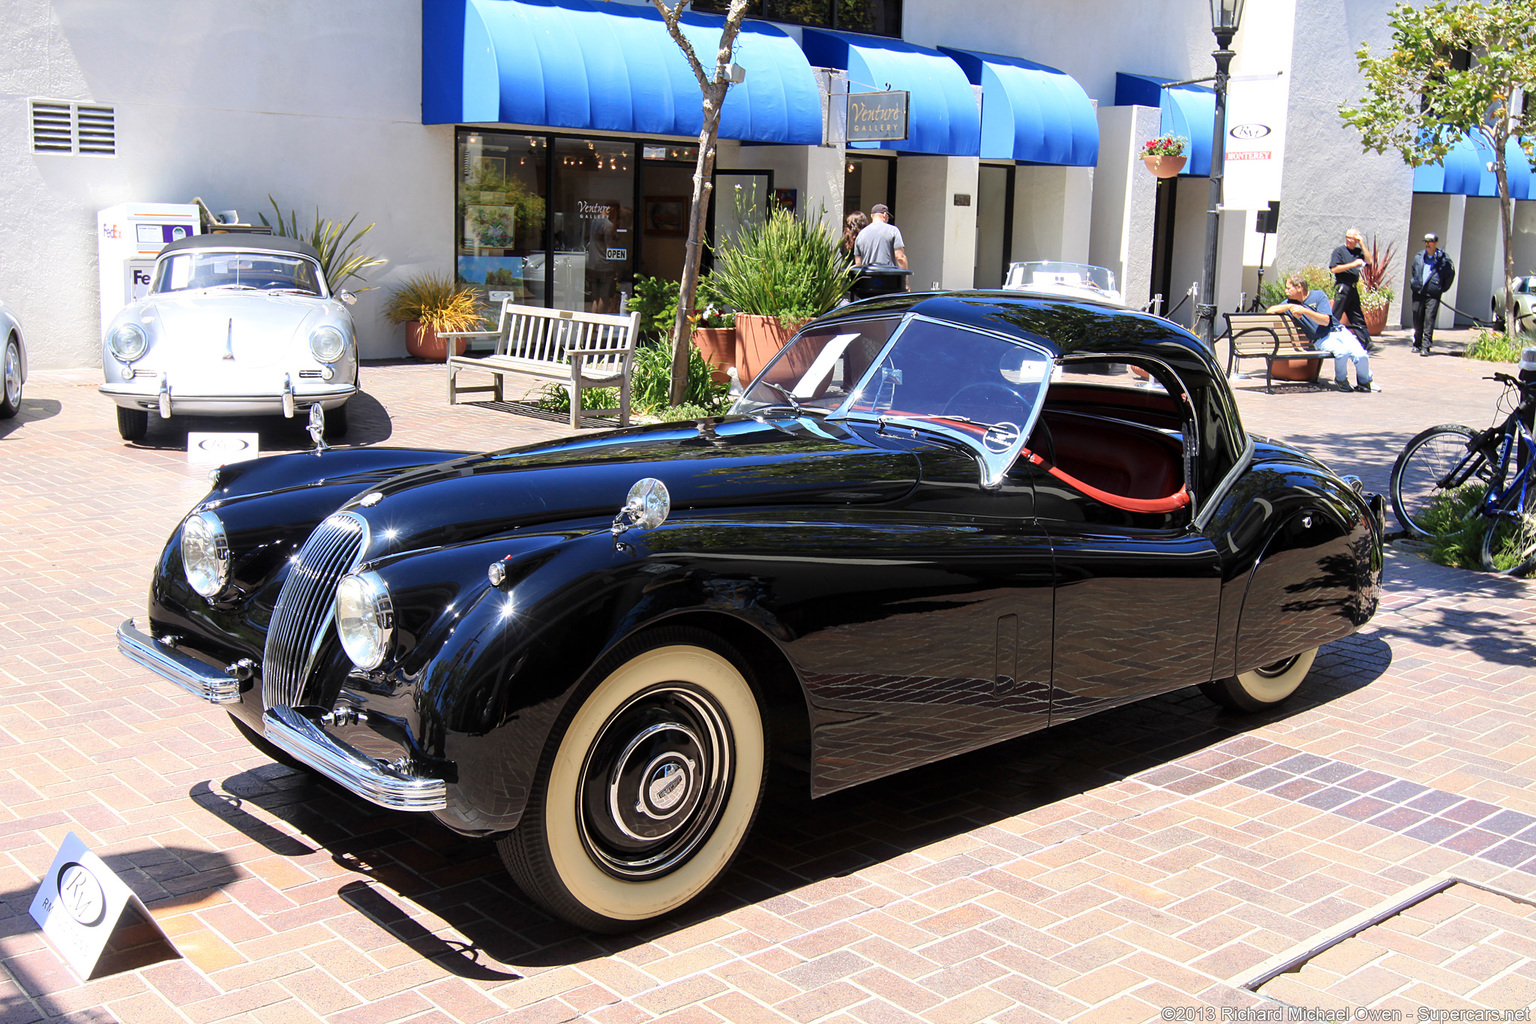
[
  {"left": 29, "top": 832, "right": 176, "bottom": 981},
  {"left": 1222, "top": 73, "right": 1289, "bottom": 213},
  {"left": 187, "top": 432, "right": 260, "bottom": 466}
]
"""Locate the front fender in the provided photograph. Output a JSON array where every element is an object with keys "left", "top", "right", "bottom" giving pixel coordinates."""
[{"left": 357, "top": 522, "right": 801, "bottom": 835}]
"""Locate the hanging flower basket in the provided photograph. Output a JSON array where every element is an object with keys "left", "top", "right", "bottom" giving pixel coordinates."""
[
  {"left": 1141, "top": 134, "right": 1188, "bottom": 178},
  {"left": 1142, "top": 154, "right": 1188, "bottom": 178}
]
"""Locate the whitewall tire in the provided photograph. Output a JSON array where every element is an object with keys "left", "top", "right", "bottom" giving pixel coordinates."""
[
  {"left": 500, "top": 628, "right": 765, "bottom": 932},
  {"left": 1200, "top": 647, "right": 1318, "bottom": 713}
]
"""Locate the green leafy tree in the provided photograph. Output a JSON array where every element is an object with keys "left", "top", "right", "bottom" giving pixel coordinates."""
[
  {"left": 650, "top": 0, "right": 751, "bottom": 405},
  {"left": 1339, "top": 0, "right": 1536, "bottom": 338}
]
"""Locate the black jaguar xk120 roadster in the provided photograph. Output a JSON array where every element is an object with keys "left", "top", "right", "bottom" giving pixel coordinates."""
[{"left": 119, "top": 291, "right": 1384, "bottom": 931}]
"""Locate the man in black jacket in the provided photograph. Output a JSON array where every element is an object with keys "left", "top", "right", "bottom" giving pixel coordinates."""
[
  {"left": 1328, "top": 228, "right": 1373, "bottom": 351},
  {"left": 1409, "top": 232, "right": 1455, "bottom": 356}
]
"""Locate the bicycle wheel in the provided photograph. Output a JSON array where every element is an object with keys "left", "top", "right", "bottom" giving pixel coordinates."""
[
  {"left": 1390, "top": 424, "right": 1485, "bottom": 538},
  {"left": 1480, "top": 485, "right": 1536, "bottom": 575}
]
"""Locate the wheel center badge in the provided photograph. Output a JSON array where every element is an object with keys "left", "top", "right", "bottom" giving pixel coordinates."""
[{"left": 648, "top": 763, "right": 687, "bottom": 811}]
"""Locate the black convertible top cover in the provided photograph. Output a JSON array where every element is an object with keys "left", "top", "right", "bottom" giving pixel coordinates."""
[{"left": 158, "top": 233, "right": 322, "bottom": 261}]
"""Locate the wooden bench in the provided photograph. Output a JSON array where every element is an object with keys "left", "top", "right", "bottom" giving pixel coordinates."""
[
  {"left": 444, "top": 301, "right": 642, "bottom": 429},
  {"left": 1221, "top": 312, "right": 1329, "bottom": 393}
]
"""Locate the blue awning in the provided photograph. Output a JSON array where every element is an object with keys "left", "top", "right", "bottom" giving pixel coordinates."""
[
  {"left": 939, "top": 49, "right": 1097, "bottom": 166},
  {"left": 422, "top": 0, "right": 823, "bottom": 144},
  {"left": 801, "top": 28, "right": 979, "bottom": 156},
  {"left": 1116, "top": 72, "right": 1215, "bottom": 177},
  {"left": 1414, "top": 132, "right": 1534, "bottom": 199}
]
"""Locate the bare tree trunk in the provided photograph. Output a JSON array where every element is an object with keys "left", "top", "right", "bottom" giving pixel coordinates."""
[
  {"left": 650, "top": 0, "right": 751, "bottom": 408},
  {"left": 1492, "top": 124, "right": 1516, "bottom": 341},
  {"left": 669, "top": 89, "right": 725, "bottom": 406}
]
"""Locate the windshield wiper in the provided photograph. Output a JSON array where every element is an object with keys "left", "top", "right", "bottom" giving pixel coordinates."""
[{"left": 760, "top": 382, "right": 804, "bottom": 414}]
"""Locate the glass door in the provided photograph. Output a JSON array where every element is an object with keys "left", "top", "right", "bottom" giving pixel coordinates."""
[{"left": 552, "top": 138, "right": 635, "bottom": 313}]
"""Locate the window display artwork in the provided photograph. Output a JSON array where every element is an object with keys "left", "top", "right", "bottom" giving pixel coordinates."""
[{"left": 466, "top": 206, "right": 517, "bottom": 249}]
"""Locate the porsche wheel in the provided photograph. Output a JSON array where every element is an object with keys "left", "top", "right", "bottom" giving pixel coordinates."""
[
  {"left": 0, "top": 335, "right": 21, "bottom": 419},
  {"left": 499, "top": 628, "right": 765, "bottom": 932},
  {"left": 117, "top": 406, "right": 149, "bottom": 441},
  {"left": 1199, "top": 647, "right": 1318, "bottom": 712}
]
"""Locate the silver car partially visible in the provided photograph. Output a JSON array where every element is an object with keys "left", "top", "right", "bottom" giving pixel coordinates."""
[
  {"left": 0, "top": 298, "right": 26, "bottom": 420},
  {"left": 99, "top": 234, "right": 358, "bottom": 441}
]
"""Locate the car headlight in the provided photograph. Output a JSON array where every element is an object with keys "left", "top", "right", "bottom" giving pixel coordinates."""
[
  {"left": 108, "top": 323, "right": 149, "bottom": 363},
  {"left": 181, "top": 511, "right": 230, "bottom": 598},
  {"left": 309, "top": 325, "right": 347, "bottom": 364},
  {"left": 335, "top": 571, "right": 394, "bottom": 670}
]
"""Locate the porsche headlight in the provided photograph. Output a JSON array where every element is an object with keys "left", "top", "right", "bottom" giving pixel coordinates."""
[
  {"left": 181, "top": 511, "right": 230, "bottom": 598},
  {"left": 309, "top": 325, "right": 347, "bottom": 364},
  {"left": 335, "top": 571, "right": 393, "bottom": 670},
  {"left": 108, "top": 323, "right": 149, "bottom": 363}
]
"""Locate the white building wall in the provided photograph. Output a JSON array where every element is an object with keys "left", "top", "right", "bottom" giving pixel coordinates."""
[
  {"left": 1454, "top": 198, "right": 1496, "bottom": 328},
  {"left": 1089, "top": 105, "right": 1159, "bottom": 314},
  {"left": 1274, "top": 0, "right": 1413, "bottom": 324},
  {"left": 895, "top": 156, "right": 979, "bottom": 291},
  {"left": 1514, "top": 202, "right": 1536, "bottom": 283},
  {"left": 1011, "top": 166, "right": 1093, "bottom": 266},
  {"left": 3, "top": 0, "right": 448, "bottom": 368}
]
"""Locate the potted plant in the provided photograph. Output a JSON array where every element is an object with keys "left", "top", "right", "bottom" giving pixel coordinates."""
[
  {"left": 708, "top": 192, "right": 857, "bottom": 379},
  {"left": 1359, "top": 234, "right": 1398, "bottom": 336},
  {"left": 383, "top": 273, "right": 486, "bottom": 361},
  {"left": 1142, "top": 134, "right": 1188, "bottom": 178}
]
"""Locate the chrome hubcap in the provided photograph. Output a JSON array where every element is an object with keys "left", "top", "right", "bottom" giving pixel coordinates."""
[
  {"left": 579, "top": 685, "right": 733, "bottom": 880},
  {"left": 3, "top": 343, "right": 18, "bottom": 406},
  {"left": 1252, "top": 654, "right": 1301, "bottom": 678}
]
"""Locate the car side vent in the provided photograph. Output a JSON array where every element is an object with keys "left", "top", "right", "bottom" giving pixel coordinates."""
[{"left": 30, "top": 99, "right": 116, "bottom": 156}]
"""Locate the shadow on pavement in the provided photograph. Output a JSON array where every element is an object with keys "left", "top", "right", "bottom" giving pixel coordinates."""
[
  {"left": 0, "top": 398, "right": 63, "bottom": 440},
  {"left": 187, "top": 633, "right": 1390, "bottom": 973}
]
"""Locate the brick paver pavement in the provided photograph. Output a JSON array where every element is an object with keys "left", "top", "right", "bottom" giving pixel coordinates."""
[{"left": 1, "top": 328, "right": 1533, "bottom": 1024}]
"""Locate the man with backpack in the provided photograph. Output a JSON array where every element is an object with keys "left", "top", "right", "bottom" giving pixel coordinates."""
[{"left": 1410, "top": 232, "right": 1455, "bottom": 356}]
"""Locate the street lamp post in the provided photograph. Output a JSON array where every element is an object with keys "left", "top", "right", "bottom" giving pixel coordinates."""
[{"left": 1195, "top": 0, "right": 1245, "bottom": 352}]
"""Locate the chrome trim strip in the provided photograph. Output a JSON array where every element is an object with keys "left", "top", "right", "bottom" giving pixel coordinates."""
[
  {"left": 157, "top": 374, "right": 172, "bottom": 419},
  {"left": 117, "top": 618, "right": 240, "bottom": 704},
  {"left": 262, "top": 706, "right": 447, "bottom": 811}
]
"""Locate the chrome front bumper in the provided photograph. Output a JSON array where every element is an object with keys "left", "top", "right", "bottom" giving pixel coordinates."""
[
  {"left": 117, "top": 618, "right": 241, "bottom": 703},
  {"left": 117, "top": 618, "right": 448, "bottom": 812},
  {"left": 261, "top": 706, "right": 447, "bottom": 811}
]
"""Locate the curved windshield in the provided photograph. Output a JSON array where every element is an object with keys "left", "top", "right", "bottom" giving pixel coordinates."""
[
  {"left": 732, "top": 316, "right": 899, "bottom": 416},
  {"left": 153, "top": 251, "right": 324, "bottom": 296},
  {"left": 1003, "top": 261, "right": 1121, "bottom": 304}
]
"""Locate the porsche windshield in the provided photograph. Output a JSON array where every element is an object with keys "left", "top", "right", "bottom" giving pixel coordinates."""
[{"left": 153, "top": 251, "right": 324, "bottom": 296}]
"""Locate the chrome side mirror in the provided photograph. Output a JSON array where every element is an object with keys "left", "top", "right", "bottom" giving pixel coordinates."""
[
  {"left": 611, "top": 478, "right": 670, "bottom": 548},
  {"left": 338, "top": 289, "right": 358, "bottom": 307}
]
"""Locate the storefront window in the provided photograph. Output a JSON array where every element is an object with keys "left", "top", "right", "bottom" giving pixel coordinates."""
[
  {"left": 456, "top": 132, "right": 547, "bottom": 306},
  {"left": 691, "top": 0, "right": 899, "bottom": 37},
  {"left": 552, "top": 138, "right": 634, "bottom": 313}
]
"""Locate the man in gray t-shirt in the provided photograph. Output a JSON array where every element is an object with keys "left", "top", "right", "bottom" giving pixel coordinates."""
[{"left": 853, "top": 204, "right": 908, "bottom": 287}]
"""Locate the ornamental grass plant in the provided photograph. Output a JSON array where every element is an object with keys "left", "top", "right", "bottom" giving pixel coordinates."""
[
  {"left": 260, "top": 197, "right": 387, "bottom": 292},
  {"left": 708, "top": 193, "right": 856, "bottom": 328},
  {"left": 381, "top": 273, "right": 486, "bottom": 333}
]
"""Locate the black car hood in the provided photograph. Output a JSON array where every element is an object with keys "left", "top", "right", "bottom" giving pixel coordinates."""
[{"left": 346, "top": 416, "right": 924, "bottom": 555}]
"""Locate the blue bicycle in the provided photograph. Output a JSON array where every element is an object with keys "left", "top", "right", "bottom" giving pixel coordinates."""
[{"left": 1390, "top": 372, "right": 1536, "bottom": 576}]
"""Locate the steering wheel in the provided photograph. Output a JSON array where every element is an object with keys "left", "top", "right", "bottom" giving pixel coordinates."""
[{"left": 942, "top": 383, "right": 1028, "bottom": 425}]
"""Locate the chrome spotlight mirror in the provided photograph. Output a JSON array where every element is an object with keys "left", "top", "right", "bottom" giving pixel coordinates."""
[
  {"left": 308, "top": 404, "right": 328, "bottom": 453},
  {"left": 611, "top": 478, "right": 670, "bottom": 546}
]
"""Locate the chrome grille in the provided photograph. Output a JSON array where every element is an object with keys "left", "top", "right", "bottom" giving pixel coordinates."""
[{"left": 262, "top": 513, "right": 367, "bottom": 710}]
